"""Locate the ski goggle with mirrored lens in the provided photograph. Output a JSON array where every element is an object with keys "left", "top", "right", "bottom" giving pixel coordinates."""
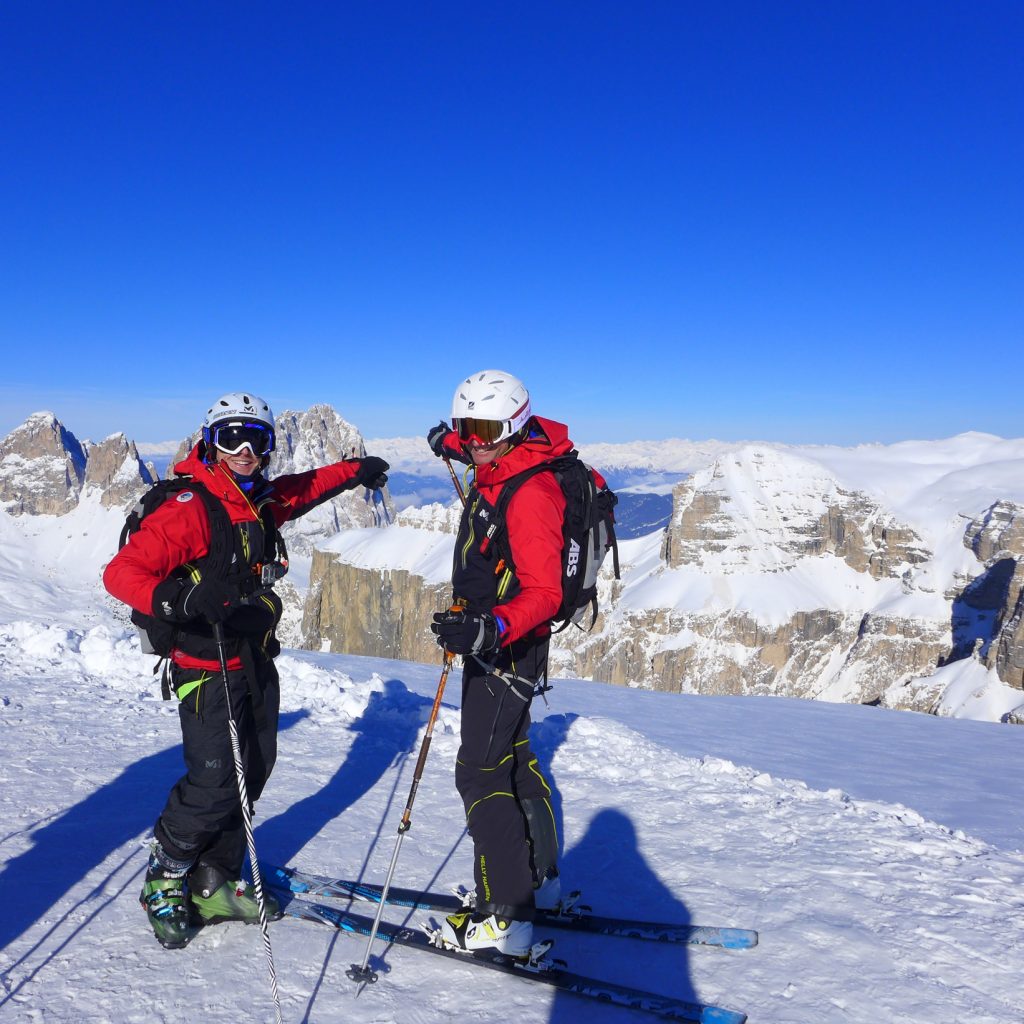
[
  {"left": 210, "top": 422, "right": 275, "bottom": 456},
  {"left": 452, "top": 417, "right": 514, "bottom": 446}
]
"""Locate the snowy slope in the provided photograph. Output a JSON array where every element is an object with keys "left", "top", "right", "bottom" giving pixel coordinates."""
[{"left": 1, "top": 508, "right": 1023, "bottom": 1023}]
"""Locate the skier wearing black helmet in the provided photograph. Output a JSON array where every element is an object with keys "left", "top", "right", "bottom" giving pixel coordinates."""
[
  {"left": 425, "top": 369, "right": 570, "bottom": 957},
  {"left": 104, "top": 391, "right": 389, "bottom": 948}
]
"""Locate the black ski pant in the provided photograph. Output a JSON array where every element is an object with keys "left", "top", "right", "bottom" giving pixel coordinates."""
[
  {"left": 455, "top": 639, "right": 556, "bottom": 922},
  {"left": 154, "top": 656, "right": 279, "bottom": 879}
]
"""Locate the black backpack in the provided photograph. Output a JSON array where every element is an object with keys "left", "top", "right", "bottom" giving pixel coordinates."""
[
  {"left": 482, "top": 452, "right": 620, "bottom": 633},
  {"left": 118, "top": 478, "right": 237, "bottom": 690}
]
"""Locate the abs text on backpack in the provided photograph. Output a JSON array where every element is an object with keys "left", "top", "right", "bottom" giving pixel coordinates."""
[{"left": 486, "top": 452, "right": 620, "bottom": 632}]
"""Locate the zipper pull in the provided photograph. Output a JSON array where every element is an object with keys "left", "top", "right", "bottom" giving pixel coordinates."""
[{"left": 479, "top": 522, "right": 497, "bottom": 555}]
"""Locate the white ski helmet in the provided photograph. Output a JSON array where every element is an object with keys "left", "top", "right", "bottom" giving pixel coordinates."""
[
  {"left": 450, "top": 370, "right": 531, "bottom": 445},
  {"left": 204, "top": 392, "right": 275, "bottom": 431},
  {"left": 202, "top": 392, "right": 276, "bottom": 457}
]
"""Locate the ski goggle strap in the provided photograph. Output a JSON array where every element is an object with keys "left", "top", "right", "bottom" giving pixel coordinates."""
[{"left": 209, "top": 421, "right": 276, "bottom": 456}]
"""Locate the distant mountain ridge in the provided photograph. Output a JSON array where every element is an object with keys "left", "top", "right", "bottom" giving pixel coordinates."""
[
  {"left": 302, "top": 433, "right": 1024, "bottom": 720},
  {"left": 3, "top": 411, "right": 1023, "bottom": 721}
]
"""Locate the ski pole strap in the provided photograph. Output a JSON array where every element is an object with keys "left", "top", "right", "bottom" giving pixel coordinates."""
[{"left": 470, "top": 655, "right": 534, "bottom": 704}]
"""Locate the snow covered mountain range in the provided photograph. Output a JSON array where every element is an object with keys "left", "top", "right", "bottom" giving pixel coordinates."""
[
  {"left": 2, "top": 410, "right": 1024, "bottom": 722},
  {"left": 2, "top": 409, "right": 1023, "bottom": 1023},
  {"left": 313, "top": 433, "right": 1024, "bottom": 722}
]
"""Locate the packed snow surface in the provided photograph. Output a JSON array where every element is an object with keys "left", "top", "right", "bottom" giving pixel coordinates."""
[
  {"left": 1, "top": 545, "right": 1023, "bottom": 1023},
  {"left": 2, "top": 432, "right": 1024, "bottom": 1022}
]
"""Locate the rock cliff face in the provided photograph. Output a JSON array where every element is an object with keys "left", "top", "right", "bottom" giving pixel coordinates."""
[
  {"left": 661, "top": 447, "right": 930, "bottom": 579},
  {"left": 962, "top": 501, "right": 1024, "bottom": 689},
  {"left": 298, "top": 445, "right": 1022, "bottom": 714},
  {"left": 0, "top": 413, "right": 91, "bottom": 514},
  {"left": 274, "top": 404, "right": 396, "bottom": 553},
  {"left": 299, "top": 502, "right": 457, "bottom": 653},
  {"left": 301, "top": 552, "right": 449, "bottom": 662},
  {"left": 83, "top": 434, "right": 156, "bottom": 507}
]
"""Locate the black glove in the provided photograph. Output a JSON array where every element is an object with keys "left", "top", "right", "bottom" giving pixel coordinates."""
[
  {"left": 426, "top": 420, "right": 450, "bottom": 458},
  {"left": 152, "top": 576, "right": 241, "bottom": 625},
  {"left": 350, "top": 456, "right": 389, "bottom": 490},
  {"left": 430, "top": 608, "right": 501, "bottom": 656}
]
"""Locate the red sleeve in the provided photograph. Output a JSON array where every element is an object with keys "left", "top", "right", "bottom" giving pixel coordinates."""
[
  {"left": 441, "top": 430, "right": 471, "bottom": 465},
  {"left": 491, "top": 473, "right": 566, "bottom": 643},
  {"left": 268, "top": 461, "right": 364, "bottom": 524},
  {"left": 103, "top": 493, "right": 212, "bottom": 616}
]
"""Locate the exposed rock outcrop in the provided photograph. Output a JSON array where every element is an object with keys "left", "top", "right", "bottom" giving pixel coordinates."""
[
  {"left": 661, "top": 447, "right": 930, "bottom": 579},
  {"left": 83, "top": 433, "right": 156, "bottom": 507},
  {"left": 962, "top": 501, "right": 1024, "bottom": 689},
  {"left": 0, "top": 412, "right": 89, "bottom": 515},
  {"left": 301, "top": 550, "right": 448, "bottom": 661}
]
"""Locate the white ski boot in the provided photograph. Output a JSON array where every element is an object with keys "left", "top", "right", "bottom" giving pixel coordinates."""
[{"left": 440, "top": 911, "right": 533, "bottom": 957}]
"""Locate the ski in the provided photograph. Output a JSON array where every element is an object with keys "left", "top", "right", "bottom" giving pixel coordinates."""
[
  {"left": 278, "top": 891, "right": 747, "bottom": 1024},
  {"left": 263, "top": 863, "right": 757, "bottom": 950}
]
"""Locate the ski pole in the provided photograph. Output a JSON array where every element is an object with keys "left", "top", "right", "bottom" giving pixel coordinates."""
[
  {"left": 442, "top": 453, "right": 466, "bottom": 508},
  {"left": 346, "top": 626, "right": 461, "bottom": 985},
  {"left": 212, "top": 621, "right": 283, "bottom": 1024},
  {"left": 372, "top": 487, "right": 392, "bottom": 526}
]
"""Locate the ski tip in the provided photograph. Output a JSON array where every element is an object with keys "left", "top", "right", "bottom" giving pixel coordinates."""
[
  {"left": 701, "top": 1009, "right": 747, "bottom": 1024},
  {"left": 718, "top": 928, "right": 758, "bottom": 949}
]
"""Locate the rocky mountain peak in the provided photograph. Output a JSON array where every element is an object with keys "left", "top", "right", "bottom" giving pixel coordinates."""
[
  {"left": 0, "top": 411, "right": 89, "bottom": 515},
  {"left": 661, "top": 445, "right": 930, "bottom": 580},
  {"left": 273, "top": 404, "right": 366, "bottom": 472},
  {"left": 83, "top": 433, "right": 156, "bottom": 508}
]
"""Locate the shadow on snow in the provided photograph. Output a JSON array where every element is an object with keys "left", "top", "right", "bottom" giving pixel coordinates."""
[{"left": 532, "top": 712, "right": 698, "bottom": 1024}]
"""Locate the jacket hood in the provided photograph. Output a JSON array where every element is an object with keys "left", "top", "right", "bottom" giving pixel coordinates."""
[{"left": 475, "top": 416, "right": 574, "bottom": 486}]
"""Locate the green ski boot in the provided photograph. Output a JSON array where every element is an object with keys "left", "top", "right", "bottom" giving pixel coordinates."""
[
  {"left": 140, "top": 850, "right": 202, "bottom": 949},
  {"left": 188, "top": 862, "right": 281, "bottom": 926}
]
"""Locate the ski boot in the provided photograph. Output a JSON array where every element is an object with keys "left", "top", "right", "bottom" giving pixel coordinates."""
[
  {"left": 188, "top": 862, "right": 281, "bottom": 926},
  {"left": 140, "top": 848, "right": 202, "bottom": 949},
  {"left": 533, "top": 871, "right": 562, "bottom": 912},
  {"left": 440, "top": 911, "right": 533, "bottom": 957}
]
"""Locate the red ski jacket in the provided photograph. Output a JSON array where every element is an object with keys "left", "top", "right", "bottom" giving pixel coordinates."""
[
  {"left": 442, "top": 416, "right": 574, "bottom": 645},
  {"left": 104, "top": 445, "right": 366, "bottom": 669}
]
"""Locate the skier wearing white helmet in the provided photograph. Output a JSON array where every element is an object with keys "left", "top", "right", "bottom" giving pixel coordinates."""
[
  {"left": 105, "top": 391, "right": 389, "bottom": 949},
  {"left": 425, "top": 369, "right": 573, "bottom": 957}
]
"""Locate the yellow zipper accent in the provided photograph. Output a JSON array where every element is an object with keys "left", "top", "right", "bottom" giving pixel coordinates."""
[
  {"left": 460, "top": 496, "right": 480, "bottom": 569},
  {"left": 496, "top": 567, "right": 514, "bottom": 600}
]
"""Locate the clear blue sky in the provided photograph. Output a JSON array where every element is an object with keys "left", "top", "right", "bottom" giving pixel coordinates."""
[{"left": 1, "top": 3, "right": 1021, "bottom": 446}]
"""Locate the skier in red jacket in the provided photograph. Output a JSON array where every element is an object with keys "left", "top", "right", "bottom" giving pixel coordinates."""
[
  {"left": 104, "top": 391, "right": 388, "bottom": 948},
  {"left": 426, "top": 369, "right": 567, "bottom": 957}
]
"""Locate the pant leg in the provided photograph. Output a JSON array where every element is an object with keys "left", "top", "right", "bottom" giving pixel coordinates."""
[
  {"left": 455, "top": 655, "right": 550, "bottom": 919},
  {"left": 155, "top": 658, "right": 279, "bottom": 876}
]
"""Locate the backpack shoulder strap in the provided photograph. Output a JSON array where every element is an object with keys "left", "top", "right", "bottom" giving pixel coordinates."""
[
  {"left": 186, "top": 481, "right": 236, "bottom": 580},
  {"left": 483, "top": 453, "right": 579, "bottom": 562},
  {"left": 124, "top": 475, "right": 235, "bottom": 580}
]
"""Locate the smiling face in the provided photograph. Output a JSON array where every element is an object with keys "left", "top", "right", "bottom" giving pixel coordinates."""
[
  {"left": 213, "top": 445, "right": 262, "bottom": 477},
  {"left": 466, "top": 439, "right": 512, "bottom": 467}
]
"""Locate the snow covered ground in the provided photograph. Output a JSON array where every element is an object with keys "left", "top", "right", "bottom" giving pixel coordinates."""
[{"left": 2, "top": 535, "right": 1023, "bottom": 1023}]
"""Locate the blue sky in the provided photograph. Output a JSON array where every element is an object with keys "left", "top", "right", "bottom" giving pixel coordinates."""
[{"left": 1, "top": 3, "right": 1021, "bottom": 446}]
